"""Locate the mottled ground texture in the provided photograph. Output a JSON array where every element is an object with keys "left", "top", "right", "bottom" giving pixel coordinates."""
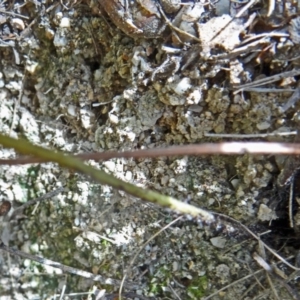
[{"left": 0, "top": 0, "right": 300, "bottom": 299}]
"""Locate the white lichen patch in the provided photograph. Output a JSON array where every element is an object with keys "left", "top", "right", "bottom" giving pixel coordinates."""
[{"left": 197, "top": 14, "right": 244, "bottom": 55}]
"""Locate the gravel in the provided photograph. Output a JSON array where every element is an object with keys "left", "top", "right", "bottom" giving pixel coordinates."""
[{"left": 0, "top": 0, "right": 300, "bottom": 299}]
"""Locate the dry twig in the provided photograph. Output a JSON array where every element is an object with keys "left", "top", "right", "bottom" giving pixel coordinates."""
[
  {"left": 234, "top": 70, "right": 300, "bottom": 93},
  {"left": 9, "top": 187, "right": 66, "bottom": 219},
  {"left": 0, "top": 242, "right": 139, "bottom": 290},
  {"left": 119, "top": 216, "right": 183, "bottom": 299},
  {"left": 2, "top": 142, "right": 300, "bottom": 166}
]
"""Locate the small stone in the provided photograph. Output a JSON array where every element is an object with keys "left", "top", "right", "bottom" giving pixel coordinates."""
[
  {"left": 53, "top": 33, "right": 68, "bottom": 47},
  {"left": 172, "top": 261, "right": 179, "bottom": 271},
  {"left": 104, "top": 161, "right": 116, "bottom": 172},
  {"left": 60, "top": 17, "right": 71, "bottom": 28},
  {"left": 26, "top": 61, "right": 39, "bottom": 75},
  {"left": 257, "top": 204, "right": 276, "bottom": 221},
  {"left": 171, "top": 77, "right": 192, "bottom": 95},
  {"left": 188, "top": 105, "right": 203, "bottom": 113},
  {"left": 11, "top": 18, "right": 25, "bottom": 30},
  {"left": 256, "top": 121, "right": 271, "bottom": 130},
  {"left": 230, "top": 178, "right": 240, "bottom": 190},
  {"left": 125, "top": 171, "right": 133, "bottom": 181},
  {"left": 160, "top": 0, "right": 181, "bottom": 14},
  {"left": 67, "top": 104, "right": 77, "bottom": 117},
  {"left": 210, "top": 237, "right": 226, "bottom": 248},
  {"left": 109, "top": 114, "right": 119, "bottom": 124}
]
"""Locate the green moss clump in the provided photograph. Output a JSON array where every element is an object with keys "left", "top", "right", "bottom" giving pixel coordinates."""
[{"left": 187, "top": 275, "right": 208, "bottom": 299}]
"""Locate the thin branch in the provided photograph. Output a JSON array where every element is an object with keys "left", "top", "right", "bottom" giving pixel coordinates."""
[
  {"left": 289, "top": 179, "right": 294, "bottom": 228},
  {"left": 157, "top": 3, "right": 201, "bottom": 43},
  {"left": 204, "top": 255, "right": 297, "bottom": 300},
  {"left": 0, "top": 9, "right": 29, "bottom": 19},
  {"left": 281, "top": 87, "right": 300, "bottom": 112},
  {"left": 233, "top": 88, "right": 295, "bottom": 93},
  {"left": 253, "top": 252, "right": 300, "bottom": 300},
  {"left": 0, "top": 241, "right": 139, "bottom": 289},
  {"left": 10, "top": 187, "right": 66, "bottom": 219},
  {"left": 215, "top": 213, "right": 300, "bottom": 271},
  {"left": 119, "top": 216, "right": 183, "bottom": 299},
  {"left": 234, "top": 69, "right": 300, "bottom": 93},
  {"left": 0, "top": 133, "right": 216, "bottom": 223},
  {"left": 210, "top": 0, "right": 258, "bottom": 41},
  {"left": 9, "top": 49, "right": 31, "bottom": 134},
  {"left": 203, "top": 268, "right": 264, "bottom": 300},
  {"left": 204, "top": 131, "right": 297, "bottom": 138},
  {"left": 2, "top": 141, "right": 300, "bottom": 166}
]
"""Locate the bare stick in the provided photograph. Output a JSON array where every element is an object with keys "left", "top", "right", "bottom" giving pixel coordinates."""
[
  {"left": 253, "top": 252, "right": 300, "bottom": 300},
  {"left": 10, "top": 187, "right": 66, "bottom": 219},
  {"left": 234, "top": 88, "right": 295, "bottom": 93},
  {"left": 0, "top": 241, "right": 139, "bottom": 290},
  {"left": 204, "top": 255, "right": 296, "bottom": 300},
  {"left": 289, "top": 179, "right": 294, "bottom": 228},
  {"left": 204, "top": 268, "right": 264, "bottom": 300},
  {"left": 119, "top": 216, "right": 183, "bottom": 298},
  {"left": 267, "top": 0, "right": 276, "bottom": 16},
  {"left": 204, "top": 132, "right": 297, "bottom": 138},
  {"left": 214, "top": 213, "right": 300, "bottom": 271},
  {"left": 281, "top": 87, "right": 300, "bottom": 112},
  {"left": 234, "top": 69, "right": 300, "bottom": 93},
  {"left": 3, "top": 142, "right": 300, "bottom": 166},
  {"left": 157, "top": 4, "right": 201, "bottom": 43},
  {"left": 0, "top": 9, "right": 29, "bottom": 19},
  {"left": 9, "top": 49, "right": 31, "bottom": 134},
  {"left": 210, "top": 0, "right": 258, "bottom": 41}
]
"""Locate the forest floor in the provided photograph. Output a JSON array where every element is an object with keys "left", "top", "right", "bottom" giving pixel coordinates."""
[{"left": 0, "top": 1, "right": 300, "bottom": 299}]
